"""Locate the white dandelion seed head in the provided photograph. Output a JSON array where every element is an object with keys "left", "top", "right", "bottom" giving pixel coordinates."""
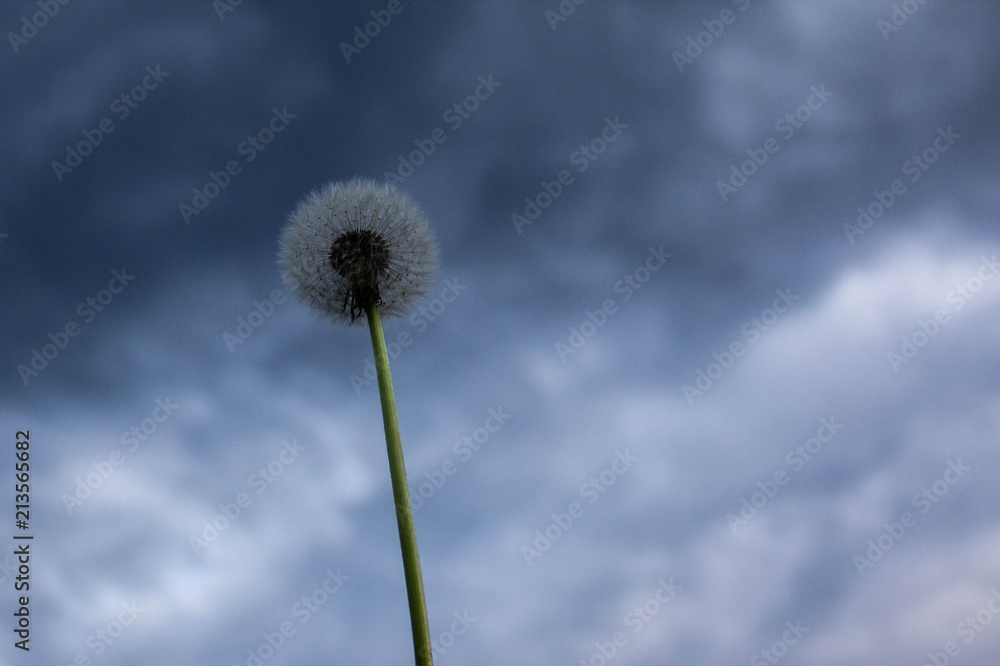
[{"left": 278, "top": 178, "right": 439, "bottom": 326}]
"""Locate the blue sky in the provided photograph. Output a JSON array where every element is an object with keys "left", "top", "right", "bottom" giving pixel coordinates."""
[{"left": 2, "top": 1, "right": 1000, "bottom": 665}]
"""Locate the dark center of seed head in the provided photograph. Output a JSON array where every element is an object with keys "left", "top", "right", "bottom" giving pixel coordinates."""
[{"left": 328, "top": 229, "right": 390, "bottom": 320}]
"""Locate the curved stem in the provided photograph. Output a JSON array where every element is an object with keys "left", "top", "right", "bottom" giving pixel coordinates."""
[{"left": 365, "top": 301, "right": 433, "bottom": 666}]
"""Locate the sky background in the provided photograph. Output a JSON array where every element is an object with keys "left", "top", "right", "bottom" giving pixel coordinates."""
[{"left": 2, "top": 1, "right": 1000, "bottom": 664}]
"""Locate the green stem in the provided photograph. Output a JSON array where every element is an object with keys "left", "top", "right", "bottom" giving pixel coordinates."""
[{"left": 365, "top": 301, "right": 433, "bottom": 666}]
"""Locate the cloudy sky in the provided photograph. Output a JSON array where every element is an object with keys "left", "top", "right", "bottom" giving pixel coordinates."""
[{"left": 2, "top": 1, "right": 1000, "bottom": 664}]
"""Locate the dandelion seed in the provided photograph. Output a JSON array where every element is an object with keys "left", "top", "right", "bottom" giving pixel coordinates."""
[{"left": 278, "top": 177, "right": 439, "bottom": 324}]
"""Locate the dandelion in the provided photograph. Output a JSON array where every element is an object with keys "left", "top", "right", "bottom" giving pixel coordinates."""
[
  {"left": 278, "top": 178, "right": 439, "bottom": 665},
  {"left": 279, "top": 178, "right": 438, "bottom": 325}
]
